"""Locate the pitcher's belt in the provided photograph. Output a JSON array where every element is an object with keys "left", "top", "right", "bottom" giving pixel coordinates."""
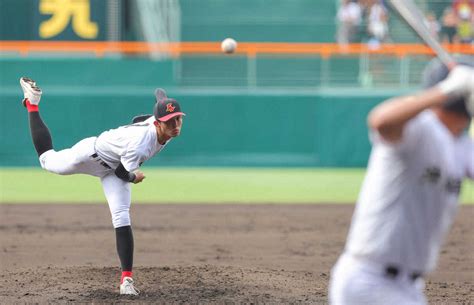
[{"left": 90, "top": 153, "right": 112, "bottom": 169}]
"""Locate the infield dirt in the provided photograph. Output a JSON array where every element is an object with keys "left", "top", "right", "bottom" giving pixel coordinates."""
[{"left": 0, "top": 204, "right": 472, "bottom": 304}]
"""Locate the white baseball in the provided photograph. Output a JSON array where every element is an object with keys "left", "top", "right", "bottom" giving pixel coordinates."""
[{"left": 221, "top": 38, "right": 237, "bottom": 54}]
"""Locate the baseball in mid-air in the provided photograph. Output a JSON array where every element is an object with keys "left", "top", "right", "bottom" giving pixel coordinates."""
[{"left": 221, "top": 38, "right": 237, "bottom": 54}]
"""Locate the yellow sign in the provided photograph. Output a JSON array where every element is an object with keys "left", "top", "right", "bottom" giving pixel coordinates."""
[{"left": 39, "top": 0, "right": 98, "bottom": 39}]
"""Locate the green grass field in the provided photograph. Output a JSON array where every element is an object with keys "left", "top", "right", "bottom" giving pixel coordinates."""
[{"left": 1, "top": 167, "right": 473, "bottom": 204}]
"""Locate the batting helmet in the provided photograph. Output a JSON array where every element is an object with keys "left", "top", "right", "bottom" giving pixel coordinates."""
[{"left": 422, "top": 56, "right": 474, "bottom": 118}]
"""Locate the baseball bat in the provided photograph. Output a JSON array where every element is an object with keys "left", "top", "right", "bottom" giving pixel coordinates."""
[{"left": 387, "top": 0, "right": 456, "bottom": 68}]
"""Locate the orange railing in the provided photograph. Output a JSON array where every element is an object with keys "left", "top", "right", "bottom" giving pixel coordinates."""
[{"left": 0, "top": 41, "right": 473, "bottom": 58}]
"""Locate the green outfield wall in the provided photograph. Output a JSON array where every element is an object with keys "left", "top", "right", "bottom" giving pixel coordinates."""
[
  {"left": 0, "top": 0, "right": 430, "bottom": 45},
  {"left": 181, "top": 0, "right": 336, "bottom": 42},
  {"left": 0, "top": 58, "right": 399, "bottom": 167},
  {"left": 0, "top": 0, "right": 337, "bottom": 42}
]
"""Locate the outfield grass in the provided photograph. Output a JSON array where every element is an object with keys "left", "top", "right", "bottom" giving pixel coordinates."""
[{"left": 0, "top": 167, "right": 473, "bottom": 204}]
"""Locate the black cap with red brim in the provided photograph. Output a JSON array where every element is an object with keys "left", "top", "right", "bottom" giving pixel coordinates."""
[{"left": 153, "top": 88, "right": 186, "bottom": 122}]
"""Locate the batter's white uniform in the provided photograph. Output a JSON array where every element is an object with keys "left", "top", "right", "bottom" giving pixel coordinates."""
[
  {"left": 329, "top": 110, "right": 474, "bottom": 305},
  {"left": 39, "top": 116, "right": 168, "bottom": 228}
]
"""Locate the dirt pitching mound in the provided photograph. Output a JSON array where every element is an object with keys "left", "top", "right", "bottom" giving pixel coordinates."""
[
  {"left": 2, "top": 265, "right": 327, "bottom": 304},
  {"left": 0, "top": 204, "right": 472, "bottom": 304}
]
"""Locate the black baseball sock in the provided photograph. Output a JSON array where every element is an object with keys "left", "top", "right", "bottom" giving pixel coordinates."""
[
  {"left": 28, "top": 111, "right": 53, "bottom": 157},
  {"left": 115, "top": 225, "right": 134, "bottom": 272}
]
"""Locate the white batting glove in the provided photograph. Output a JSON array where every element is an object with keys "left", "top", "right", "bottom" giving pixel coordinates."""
[{"left": 437, "top": 65, "right": 474, "bottom": 99}]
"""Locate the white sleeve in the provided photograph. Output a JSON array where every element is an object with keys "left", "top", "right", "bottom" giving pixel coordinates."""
[
  {"left": 121, "top": 148, "right": 144, "bottom": 172},
  {"left": 120, "top": 136, "right": 147, "bottom": 172},
  {"left": 369, "top": 114, "right": 427, "bottom": 155}
]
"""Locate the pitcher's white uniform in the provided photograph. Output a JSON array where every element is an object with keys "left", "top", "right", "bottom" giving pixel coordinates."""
[
  {"left": 39, "top": 116, "right": 168, "bottom": 228},
  {"left": 329, "top": 110, "right": 474, "bottom": 305},
  {"left": 21, "top": 77, "right": 184, "bottom": 295}
]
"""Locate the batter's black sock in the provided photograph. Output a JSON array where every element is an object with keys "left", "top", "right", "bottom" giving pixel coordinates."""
[
  {"left": 115, "top": 225, "right": 134, "bottom": 278},
  {"left": 27, "top": 106, "right": 53, "bottom": 157}
]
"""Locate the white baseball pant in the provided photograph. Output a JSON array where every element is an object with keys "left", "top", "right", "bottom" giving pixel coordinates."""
[
  {"left": 39, "top": 137, "right": 132, "bottom": 228},
  {"left": 329, "top": 253, "right": 427, "bottom": 305}
]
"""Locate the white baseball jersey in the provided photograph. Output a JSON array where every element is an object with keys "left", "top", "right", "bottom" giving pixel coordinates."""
[
  {"left": 39, "top": 116, "right": 170, "bottom": 228},
  {"left": 95, "top": 116, "right": 169, "bottom": 171},
  {"left": 345, "top": 110, "right": 473, "bottom": 274}
]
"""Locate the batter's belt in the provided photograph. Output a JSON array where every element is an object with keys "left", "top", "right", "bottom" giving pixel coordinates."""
[{"left": 349, "top": 253, "right": 423, "bottom": 282}]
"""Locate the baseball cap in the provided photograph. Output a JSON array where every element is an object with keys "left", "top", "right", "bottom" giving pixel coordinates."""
[{"left": 153, "top": 88, "right": 186, "bottom": 122}]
